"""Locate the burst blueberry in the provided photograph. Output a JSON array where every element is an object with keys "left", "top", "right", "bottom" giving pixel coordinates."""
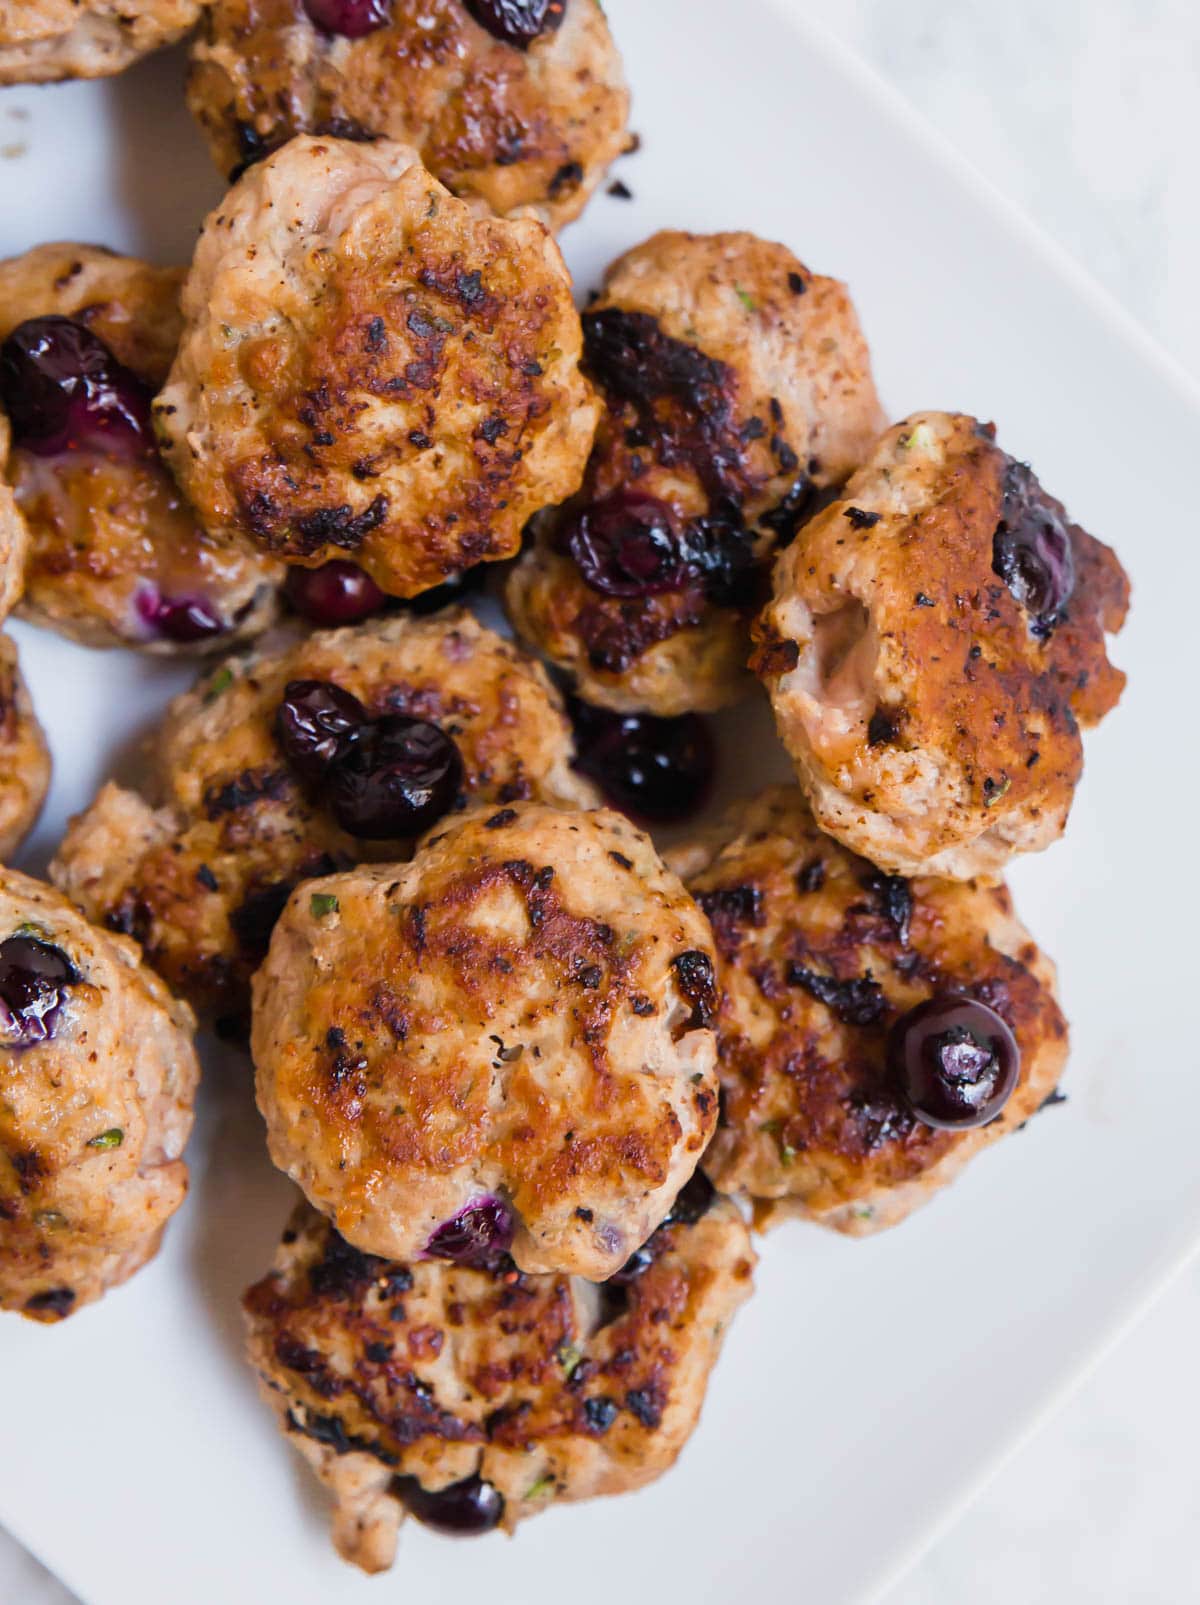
[
  {"left": 326, "top": 715, "right": 463, "bottom": 838},
  {"left": 0, "top": 936, "right": 79, "bottom": 1049},
  {"left": 0, "top": 316, "right": 153, "bottom": 458},
  {"left": 888, "top": 993, "right": 1020, "bottom": 1129},
  {"left": 276, "top": 680, "right": 368, "bottom": 784},
  {"left": 136, "top": 587, "right": 227, "bottom": 645},
  {"left": 993, "top": 460, "right": 1076, "bottom": 634},
  {"left": 423, "top": 1196, "right": 514, "bottom": 1270},
  {"left": 563, "top": 491, "right": 688, "bottom": 598},
  {"left": 463, "top": 0, "right": 566, "bottom": 49}
]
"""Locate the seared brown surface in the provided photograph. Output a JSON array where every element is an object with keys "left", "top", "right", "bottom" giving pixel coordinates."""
[
  {"left": 154, "top": 137, "right": 599, "bottom": 599},
  {"left": 51, "top": 609, "right": 597, "bottom": 1024},
  {"left": 188, "top": 0, "right": 628, "bottom": 227},
  {"left": 0, "top": 243, "right": 280, "bottom": 652},
  {"left": 673, "top": 787, "right": 1069, "bottom": 1233},
  {"left": 753, "top": 412, "right": 1130, "bottom": 877},
  {"left": 0, "top": 868, "right": 198, "bottom": 1320},
  {"left": 0, "top": 633, "right": 50, "bottom": 861},
  {"left": 0, "top": 0, "right": 198, "bottom": 83},
  {"left": 253, "top": 804, "right": 719, "bottom": 1279},
  {"left": 244, "top": 1194, "right": 754, "bottom": 1569},
  {"left": 507, "top": 230, "right": 884, "bottom": 714}
]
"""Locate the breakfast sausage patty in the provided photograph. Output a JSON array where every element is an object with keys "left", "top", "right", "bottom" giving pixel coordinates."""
[
  {"left": 0, "top": 0, "right": 199, "bottom": 84},
  {"left": 0, "top": 868, "right": 198, "bottom": 1321},
  {"left": 752, "top": 412, "right": 1130, "bottom": 878},
  {"left": 507, "top": 230, "right": 884, "bottom": 715},
  {"left": 0, "top": 634, "right": 50, "bottom": 862},
  {"left": 673, "top": 787, "right": 1069, "bottom": 1234},
  {"left": 188, "top": 0, "right": 628, "bottom": 228},
  {"left": 244, "top": 1186, "right": 754, "bottom": 1570},
  {"left": 252, "top": 803, "right": 720, "bottom": 1280},
  {"left": 0, "top": 243, "right": 280, "bottom": 653},
  {"left": 51, "top": 609, "right": 598, "bottom": 1024},
  {"left": 153, "top": 136, "right": 599, "bottom": 600}
]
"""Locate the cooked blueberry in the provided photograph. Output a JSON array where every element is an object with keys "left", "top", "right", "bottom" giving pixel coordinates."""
[
  {"left": 136, "top": 587, "right": 226, "bottom": 644},
  {"left": 405, "top": 564, "right": 487, "bottom": 615},
  {"left": 562, "top": 491, "right": 687, "bottom": 598},
  {"left": 24, "top": 1287, "right": 75, "bottom": 1320},
  {"left": 583, "top": 1395, "right": 619, "bottom": 1432},
  {"left": 0, "top": 936, "right": 79, "bottom": 1049},
  {"left": 303, "top": 0, "right": 391, "bottom": 37},
  {"left": 462, "top": 0, "right": 566, "bottom": 49},
  {"left": 787, "top": 965, "right": 887, "bottom": 1027},
  {"left": 993, "top": 461, "right": 1076, "bottom": 634},
  {"left": 671, "top": 950, "right": 717, "bottom": 1030},
  {"left": 569, "top": 701, "right": 715, "bottom": 824},
  {"left": 888, "top": 993, "right": 1020, "bottom": 1129},
  {"left": 276, "top": 680, "right": 368, "bottom": 783},
  {"left": 665, "top": 1169, "right": 715, "bottom": 1226},
  {"left": 395, "top": 1473, "right": 505, "bottom": 1536},
  {"left": 678, "top": 514, "right": 762, "bottom": 608},
  {"left": 607, "top": 1241, "right": 656, "bottom": 1285},
  {"left": 0, "top": 316, "right": 152, "bottom": 457},
  {"left": 229, "top": 881, "right": 296, "bottom": 959},
  {"left": 582, "top": 307, "right": 727, "bottom": 419},
  {"left": 284, "top": 561, "right": 387, "bottom": 626},
  {"left": 423, "top": 1196, "right": 514, "bottom": 1271},
  {"left": 326, "top": 715, "right": 462, "bottom": 838}
]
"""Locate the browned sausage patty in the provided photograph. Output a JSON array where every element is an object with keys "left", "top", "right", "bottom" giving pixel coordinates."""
[
  {"left": 188, "top": 0, "right": 628, "bottom": 227},
  {"left": 507, "top": 230, "right": 885, "bottom": 715},
  {"left": 674, "top": 787, "right": 1069, "bottom": 1233},
  {"left": 51, "top": 609, "right": 598, "bottom": 1025},
  {"left": 244, "top": 1187, "right": 754, "bottom": 1570},
  {"left": 153, "top": 136, "right": 599, "bottom": 600},
  {"left": 252, "top": 803, "right": 719, "bottom": 1280},
  {"left": 0, "top": 243, "right": 279, "bottom": 652},
  {"left": 752, "top": 412, "right": 1130, "bottom": 878},
  {"left": 0, "top": 868, "right": 198, "bottom": 1321}
]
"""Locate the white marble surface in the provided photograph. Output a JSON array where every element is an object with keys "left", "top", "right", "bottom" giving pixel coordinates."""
[{"left": 2, "top": 1, "right": 1198, "bottom": 1600}]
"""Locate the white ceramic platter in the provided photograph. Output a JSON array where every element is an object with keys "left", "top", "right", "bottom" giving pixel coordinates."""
[{"left": 1, "top": 3, "right": 1198, "bottom": 1602}]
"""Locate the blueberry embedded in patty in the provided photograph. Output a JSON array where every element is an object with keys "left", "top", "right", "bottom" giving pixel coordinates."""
[
  {"left": 888, "top": 993, "right": 1020, "bottom": 1129},
  {"left": 0, "top": 315, "right": 153, "bottom": 458},
  {"left": 0, "top": 936, "right": 80, "bottom": 1049},
  {"left": 325, "top": 716, "right": 463, "bottom": 838}
]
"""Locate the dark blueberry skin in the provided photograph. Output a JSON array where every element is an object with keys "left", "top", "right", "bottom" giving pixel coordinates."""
[
  {"left": 563, "top": 491, "right": 688, "bottom": 599},
  {"left": 561, "top": 493, "right": 760, "bottom": 608},
  {"left": 424, "top": 1195, "right": 514, "bottom": 1271},
  {"left": 326, "top": 715, "right": 463, "bottom": 838},
  {"left": 0, "top": 316, "right": 153, "bottom": 458},
  {"left": 395, "top": 1473, "right": 505, "bottom": 1537},
  {"left": 665, "top": 1168, "right": 715, "bottom": 1226},
  {"left": 608, "top": 1169, "right": 715, "bottom": 1284},
  {"left": 0, "top": 937, "right": 80, "bottom": 1049},
  {"left": 303, "top": 0, "right": 391, "bottom": 37},
  {"left": 405, "top": 564, "right": 487, "bottom": 616},
  {"left": 276, "top": 680, "right": 369, "bottom": 784},
  {"left": 284, "top": 562, "right": 387, "bottom": 627},
  {"left": 889, "top": 993, "right": 1020, "bottom": 1129},
  {"left": 993, "top": 461, "right": 1076, "bottom": 636},
  {"left": 463, "top": 0, "right": 566, "bottom": 49},
  {"left": 678, "top": 514, "right": 762, "bottom": 608},
  {"left": 135, "top": 588, "right": 227, "bottom": 645},
  {"left": 569, "top": 700, "right": 715, "bottom": 824}
]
